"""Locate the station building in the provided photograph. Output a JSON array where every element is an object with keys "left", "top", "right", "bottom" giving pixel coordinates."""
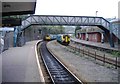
[
  {"left": 76, "top": 19, "right": 120, "bottom": 45},
  {"left": 76, "top": 26, "right": 104, "bottom": 42}
]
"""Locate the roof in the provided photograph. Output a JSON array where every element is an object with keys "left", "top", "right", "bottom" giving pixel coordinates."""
[{"left": 2, "top": 1, "right": 36, "bottom": 16}]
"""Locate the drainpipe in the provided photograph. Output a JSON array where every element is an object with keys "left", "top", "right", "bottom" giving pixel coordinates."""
[
  {"left": 86, "top": 28, "right": 89, "bottom": 41},
  {"left": 101, "top": 32, "right": 104, "bottom": 43}
]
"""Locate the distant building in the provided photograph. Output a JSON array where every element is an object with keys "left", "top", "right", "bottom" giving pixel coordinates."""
[
  {"left": 76, "top": 26, "right": 104, "bottom": 43},
  {"left": 76, "top": 19, "right": 120, "bottom": 45}
]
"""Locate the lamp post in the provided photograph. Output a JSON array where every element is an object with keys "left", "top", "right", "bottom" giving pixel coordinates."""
[{"left": 96, "top": 11, "right": 98, "bottom": 16}]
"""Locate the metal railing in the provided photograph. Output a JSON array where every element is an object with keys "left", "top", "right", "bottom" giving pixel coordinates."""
[{"left": 69, "top": 43, "right": 120, "bottom": 69}]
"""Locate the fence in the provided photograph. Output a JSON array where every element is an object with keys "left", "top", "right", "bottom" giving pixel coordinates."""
[{"left": 69, "top": 42, "right": 120, "bottom": 69}]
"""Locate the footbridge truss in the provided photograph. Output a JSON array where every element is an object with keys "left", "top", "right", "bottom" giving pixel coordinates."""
[
  {"left": 21, "top": 15, "right": 111, "bottom": 30},
  {"left": 19, "top": 15, "right": 118, "bottom": 47}
]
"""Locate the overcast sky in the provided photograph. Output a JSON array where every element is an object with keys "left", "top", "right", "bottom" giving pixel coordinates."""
[{"left": 35, "top": 0, "right": 119, "bottom": 18}]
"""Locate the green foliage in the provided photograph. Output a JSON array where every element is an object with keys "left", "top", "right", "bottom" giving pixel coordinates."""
[
  {"left": 46, "top": 26, "right": 65, "bottom": 34},
  {"left": 111, "top": 51, "right": 120, "bottom": 57}
]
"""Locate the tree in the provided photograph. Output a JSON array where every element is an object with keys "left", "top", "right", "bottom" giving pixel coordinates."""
[{"left": 47, "top": 26, "right": 65, "bottom": 34}]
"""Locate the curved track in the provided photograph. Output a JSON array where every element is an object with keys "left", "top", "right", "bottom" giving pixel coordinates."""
[{"left": 40, "top": 42, "right": 82, "bottom": 84}]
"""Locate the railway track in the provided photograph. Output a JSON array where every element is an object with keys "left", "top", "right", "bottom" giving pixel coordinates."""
[{"left": 40, "top": 42, "right": 83, "bottom": 84}]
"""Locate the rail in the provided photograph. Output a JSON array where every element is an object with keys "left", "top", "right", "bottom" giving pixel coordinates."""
[{"left": 40, "top": 42, "right": 83, "bottom": 83}]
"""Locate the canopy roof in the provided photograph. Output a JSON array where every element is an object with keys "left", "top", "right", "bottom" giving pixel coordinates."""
[{"left": 2, "top": 1, "right": 36, "bottom": 16}]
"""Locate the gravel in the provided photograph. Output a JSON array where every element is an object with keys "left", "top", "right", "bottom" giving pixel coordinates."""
[{"left": 47, "top": 40, "right": 118, "bottom": 83}]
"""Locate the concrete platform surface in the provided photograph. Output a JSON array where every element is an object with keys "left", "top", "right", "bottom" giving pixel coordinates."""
[
  {"left": 71, "top": 38, "right": 119, "bottom": 51},
  {"left": 2, "top": 41, "right": 41, "bottom": 82}
]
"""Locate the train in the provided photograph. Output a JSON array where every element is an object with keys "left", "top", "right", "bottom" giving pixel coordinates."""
[
  {"left": 56, "top": 34, "right": 70, "bottom": 46},
  {"left": 44, "top": 34, "right": 51, "bottom": 41},
  {"left": 44, "top": 34, "right": 70, "bottom": 46},
  {"left": 44, "top": 34, "right": 57, "bottom": 41}
]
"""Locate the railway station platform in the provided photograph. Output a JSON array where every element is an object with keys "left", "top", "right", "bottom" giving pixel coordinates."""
[
  {"left": 2, "top": 40, "right": 43, "bottom": 83},
  {"left": 71, "top": 38, "right": 119, "bottom": 51}
]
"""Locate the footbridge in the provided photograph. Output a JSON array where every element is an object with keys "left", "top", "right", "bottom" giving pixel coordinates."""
[
  {"left": 21, "top": 15, "right": 111, "bottom": 30},
  {"left": 18, "top": 15, "right": 117, "bottom": 47}
]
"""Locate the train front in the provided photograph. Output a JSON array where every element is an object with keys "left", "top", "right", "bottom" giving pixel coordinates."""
[{"left": 62, "top": 35, "right": 70, "bottom": 46}]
